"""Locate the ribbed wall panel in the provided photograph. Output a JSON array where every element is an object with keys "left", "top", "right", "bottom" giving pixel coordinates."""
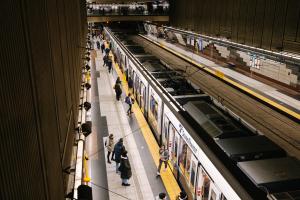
[
  {"left": 0, "top": 0, "right": 87, "bottom": 199},
  {"left": 170, "top": 0, "right": 300, "bottom": 53}
]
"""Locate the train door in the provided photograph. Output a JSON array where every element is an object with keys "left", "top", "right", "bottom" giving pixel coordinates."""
[
  {"left": 168, "top": 123, "right": 180, "bottom": 178},
  {"left": 135, "top": 79, "right": 141, "bottom": 105},
  {"left": 162, "top": 116, "right": 169, "bottom": 147},
  {"left": 132, "top": 72, "right": 136, "bottom": 95},
  {"left": 208, "top": 183, "right": 221, "bottom": 200},
  {"left": 195, "top": 166, "right": 212, "bottom": 200},
  {"left": 140, "top": 82, "right": 146, "bottom": 114}
]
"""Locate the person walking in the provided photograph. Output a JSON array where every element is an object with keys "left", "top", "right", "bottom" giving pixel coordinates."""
[
  {"left": 103, "top": 54, "right": 108, "bottom": 67},
  {"left": 105, "top": 134, "right": 114, "bottom": 164},
  {"left": 125, "top": 93, "right": 134, "bottom": 116},
  {"left": 107, "top": 56, "right": 113, "bottom": 73},
  {"left": 115, "top": 77, "right": 121, "bottom": 85},
  {"left": 118, "top": 150, "right": 132, "bottom": 186},
  {"left": 128, "top": 76, "right": 133, "bottom": 92},
  {"left": 101, "top": 43, "right": 105, "bottom": 53},
  {"left": 105, "top": 47, "right": 110, "bottom": 55},
  {"left": 113, "top": 138, "right": 125, "bottom": 173},
  {"left": 114, "top": 82, "right": 122, "bottom": 101},
  {"left": 157, "top": 145, "right": 169, "bottom": 175}
]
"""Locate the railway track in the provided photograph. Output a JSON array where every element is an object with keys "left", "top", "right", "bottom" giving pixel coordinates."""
[{"left": 131, "top": 35, "right": 300, "bottom": 159}]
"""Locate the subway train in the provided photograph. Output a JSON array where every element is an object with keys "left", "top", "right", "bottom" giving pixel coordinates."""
[{"left": 104, "top": 27, "right": 300, "bottom": 200}]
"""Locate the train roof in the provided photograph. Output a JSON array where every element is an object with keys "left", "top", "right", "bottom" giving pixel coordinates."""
[
  {"left": 237, "top": 157, "right": 300, "bottom": 192},
  {"left": 216, "top": 135, "right": 286, "bottom": 162},
  {"left": 183, "top": 101, "right": 252, "bottom": 139},
  {"left": 125, "top": 45, "right": 145, "bottom": 54},
  {"left": 160, "top": 77, "right": 199, "bottom": 96},
  {"left": 142, "top": 60, "right": 167, "bottom": 72}
]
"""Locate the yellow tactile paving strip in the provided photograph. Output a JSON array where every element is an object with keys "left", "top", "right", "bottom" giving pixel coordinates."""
[
  {"left": 104, "top": 41, "right": 181, "bottom": 200},
  {"left": 139, "top": 34, "right": 300, "bottom": 121}
]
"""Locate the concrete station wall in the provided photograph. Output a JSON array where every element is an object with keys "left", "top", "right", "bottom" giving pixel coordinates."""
[
  {"left": 169, "top": 0, "right": 300, "bottom": 86},
  {"left": 170, "top": 0, "right": 300, "bottom": 53},
  {"left": 0, "top": 0, "right": 87, "bottom": 199}
]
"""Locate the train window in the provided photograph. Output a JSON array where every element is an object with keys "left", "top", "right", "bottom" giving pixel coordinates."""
[
  {"left": 150, "top": 95, "right": 158, "bottom": 121},
  {"left": 190, "top": 155, "right": 197, "bottom": 188},
  {"left": 184, "top": 147, "right": 192, "bottom": 181},
  {"left": 196, "top": 167, "right": 211, "bottom": 200}
]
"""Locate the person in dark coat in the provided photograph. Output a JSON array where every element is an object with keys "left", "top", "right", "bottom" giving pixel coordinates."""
[
  {"left": 128, "top": 76, "right": 133, "bottom": 92},
  {"left": 101, "top": 43, "right": 105, "bottom": 53},
  {"left": 103, "top": 54, "right": 108, "bottom": 67},
  {"left": 113, "top": 138, "right": 125, "bottom": 173},
  {"left": 107, "top": 56, "right": 113, "bottom": 73},
  {"left": 105, "top": 47, "right": 110, "bottom": 55},
  {"left": 114, "top": 82, "right": 122, "bottom": 101},
  {"left": 115, "top": 77, "right": 121, "bottom": 85},
  {"left": 119, "top": 151, "right": 132, "bottom": 186}
]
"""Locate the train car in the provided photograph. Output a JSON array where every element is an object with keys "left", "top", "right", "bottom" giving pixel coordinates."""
[{"left": 105, "top": 27, "right": 300, "bottom": 200}]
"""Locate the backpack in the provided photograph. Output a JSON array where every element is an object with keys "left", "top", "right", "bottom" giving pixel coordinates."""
[{"left": 125, "top": 96, "right": 130, "bottom": 104}]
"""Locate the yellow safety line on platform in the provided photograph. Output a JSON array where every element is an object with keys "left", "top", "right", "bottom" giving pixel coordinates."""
[
  {"left": 139, "top": 35, "right": 300, "bottom": 121},
  {"left": 104, "top": 41, "right": 181, "bottom": 199}
]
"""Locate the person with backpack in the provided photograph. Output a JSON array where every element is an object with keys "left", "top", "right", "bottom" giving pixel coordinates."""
[
  {"left": 113, "top": 138, "right": 125, "bottom": 173},
  {"left": 118, "top": 150, "right": 132, "bottom": 186},
  {"left": 125, "top": 93, "right": 134, "bottom": 116},
  {"left": 114, "top": 82, "right": 122, "bottom": 101},
  {"left": 105, "top": 134, "right": 114, "bottom": 164},
  {"left": 157, "top": 145, "right": 169, "bottom": 175}
]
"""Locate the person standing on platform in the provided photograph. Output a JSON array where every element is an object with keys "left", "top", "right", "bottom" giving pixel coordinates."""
[
  {"left": 107, "top": 56, "right": 113, "bottom": 73},
  {"left": 105, "top": 47, "right": 110, "bottom": 55},
  {"left": 105, "top": 134, "right": 114, "bottom": 164},
  {"left": 103, "top": 54, "right": 108, "bottom": 67},
  {"left": 118, "top": 150, "right": 132, "bottom": 186},
  {"left": 113, "top": 138, "right": 125, "bottom": 173},
  {"left": 114, "top": 82, "right": 122, "bottom": 101},
  {"left": 115, "top": 77, "right": 121, "bottom": 85},
  {"left": 101, "top": 43, "right": 105, "bottom": 53},
  {"left": 128, "top": 76, "right": 133, "bottom": 93},
  {"left": 125, "top": 93, "right": 134, "bottom": 116},
  {"left": 157, "top": 145, "right": 169, "bottom": 176}
]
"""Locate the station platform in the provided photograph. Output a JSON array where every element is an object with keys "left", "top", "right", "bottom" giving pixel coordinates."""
[
  {"left": 85, "top": 38, "right": 181, "bottom": 200},
  {"left": 141, "top": 34, "right": 300, "bottom": 120}
]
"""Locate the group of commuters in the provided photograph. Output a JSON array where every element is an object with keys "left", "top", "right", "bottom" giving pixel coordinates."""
[
  {"left": 106, "top": 135, "right": 132, "bottom": 186},
  {"left": 98, "top": 35, "right": 188, "bottom": 199}
]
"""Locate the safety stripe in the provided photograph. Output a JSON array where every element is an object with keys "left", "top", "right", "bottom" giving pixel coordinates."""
[
  {"left": 105, "top": 42, "right": 181, "bottom": 199},
  {"left": 139, "top": 34, "right": 300, "bottom": 121}
]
